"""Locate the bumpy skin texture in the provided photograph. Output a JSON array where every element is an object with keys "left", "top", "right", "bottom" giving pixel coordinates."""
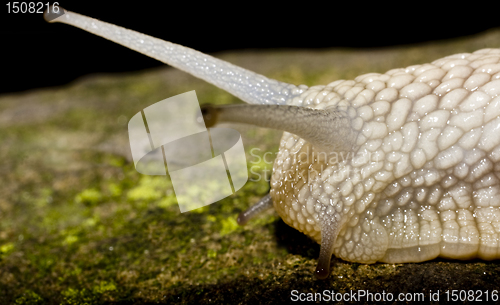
[{"left": 271, "top": 49, "right": 500, "bottom": 263}]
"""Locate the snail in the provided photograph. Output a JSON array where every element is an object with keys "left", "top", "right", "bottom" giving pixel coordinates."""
[{"left": 45, "top": 8, "right": 500, "bottom": 280}]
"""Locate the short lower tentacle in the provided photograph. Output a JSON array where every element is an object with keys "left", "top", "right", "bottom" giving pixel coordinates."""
[{"left": 237, "top": 194, "right": 274, "bottom": 225}]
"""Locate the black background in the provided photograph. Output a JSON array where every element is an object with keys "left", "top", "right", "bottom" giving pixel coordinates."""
[{"left": 2, "top": 2, "right": 500, "bottom": 95}]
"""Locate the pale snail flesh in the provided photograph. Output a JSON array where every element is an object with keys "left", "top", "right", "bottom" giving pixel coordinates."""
[{"left": 45, "top": 8, "right": 500, "bottom": 279}]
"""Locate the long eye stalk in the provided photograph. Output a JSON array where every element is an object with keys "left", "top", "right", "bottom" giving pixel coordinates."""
[
  {"left": 202, "top": 104, "right": 355, "bottom": 153},
  {"left": 44, "top": 8, "right": 305, "bottom": 106}
]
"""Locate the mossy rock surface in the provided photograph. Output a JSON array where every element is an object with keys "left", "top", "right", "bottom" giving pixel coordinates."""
[{"left": 2, "top": 29, "right": 500, "bottom": 304}]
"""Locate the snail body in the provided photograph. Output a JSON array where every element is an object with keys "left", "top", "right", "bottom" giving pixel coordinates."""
[
  {"left": 45, "top": 9, "right": 500, "bottom": 279},
  {"left": 269, "top": 50, "right": 500, "bottom": 278}
]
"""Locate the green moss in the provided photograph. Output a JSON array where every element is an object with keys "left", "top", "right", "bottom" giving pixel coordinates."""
[
  {"left": 107, "top": 156, "right": 125, "bottom": 168},
  {"left": 198, "top": 206, "right": 215, "bottom": 215},
  {"left": 207, "top": 249, "right": 217, "bottom": 258},
  {"left": 0, "top": 242, "right": 14, "bottom": 259},
  {"left": 92, "top": 281, "right": 117, "bottom": 294},
  {"left": 107, "top": 182, "right": 122, "bottom": 197},
  {"left": 156, "top": 195, "right": 177, "bottom": 209},
  {"left": 126, "top": 185, "right": 161, "bottom": 202},
  {"left": 219, "top": 216, "right": 239, "bottom": 236},
  {"left": 63, "top": 235, "right": 78, "bottom": 246},
  {"left": 14, "top": 290, "right": 44, "bottom": 305},
  {"left": 126, "top": 175, "right": 171, "bottom": 202},
  {"left": 75, "top": 188, "right": 103, "bottom": 206},
  {"left": 60, "top": 288, "right": 97, "bottom": 305}
]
